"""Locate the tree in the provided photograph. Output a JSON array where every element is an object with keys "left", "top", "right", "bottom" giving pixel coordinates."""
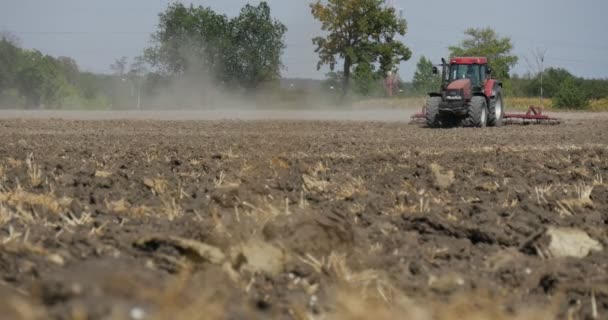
[
  {"left": 110, "top": 56, "right": 128, "bottom": 77},
  {"left": 310, "top": 0, "right": 412, "bottom": 96},
  {"left": 553, "top": 77, "right": 589, "bottom": 110},
  {"left": 127, "top": 56, "right": 148, "bottom": 109},
  {"left": 584, "top": 79, "right": 608, "bottom": 100},
  {"left": 226, "top": 2, "right": 287, "bottom": 87},
  {"left": 145, "top": 2, "right": 286, "bottom": 88},
  {"left": 57, "top": 56, "right": 80, "bottom": 86},
  {"left": 0, "top": 35, "right": 22, "bottom": 90},
  {"left": 527, "top": 68, "right": 574, "bottom": 98},
  {"left": 15, "top": 50, "right": 69, "bottom": 108},
  {"left": 412, "top": 56, "right": 440, "bottom": 94},
  {"left": 353, "top": 62, "right": 377, "bottom": 95},
  {"left": 0, "top": 33, "right": 118, "bottom": 109},
  {"left": 145, "top": 4, "right": 229, "bottom": 76},
  {"left": 128, "top": 56, "right": 147, "bottom": 78},
  {"left": 449, "top": 27, "right": 518, "bottom": 81},
  {"left": 523, "top": 48, "right": 547, "bottom": 78}
]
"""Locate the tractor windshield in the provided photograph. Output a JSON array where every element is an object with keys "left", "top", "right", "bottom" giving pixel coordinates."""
[{"left": 450, "top": 64, "right": 481, "bottom": 87}]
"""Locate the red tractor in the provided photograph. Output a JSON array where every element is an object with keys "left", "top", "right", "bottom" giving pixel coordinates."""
[{"left": 426, "top": 57, "right": 504, "bottom": 128}]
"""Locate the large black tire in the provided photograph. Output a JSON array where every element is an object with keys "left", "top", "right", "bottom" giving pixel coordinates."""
[
  {"left": 488, "top": 89, "right": 504, "bottom": 127},
  {"left": 466, "top": 96, "right": 488, "bottom": 128},
  {"left": 425, "top": 97, "right": 442, "bottom": 128}
]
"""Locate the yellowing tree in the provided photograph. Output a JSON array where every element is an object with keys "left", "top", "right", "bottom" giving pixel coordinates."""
[{"left": 311, "top": 0, "right": 411, "bottom": 96}]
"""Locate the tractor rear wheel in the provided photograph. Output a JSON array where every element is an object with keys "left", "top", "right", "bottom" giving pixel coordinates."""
[
  {"left": 426, "top": 97, "right": 442, "bottom": 128},
  {"left": 488, "top": 89, "right": 504, "bottom": 127},
  {"left": 466, "top": 96, "right": 488, "bottom": 128}
]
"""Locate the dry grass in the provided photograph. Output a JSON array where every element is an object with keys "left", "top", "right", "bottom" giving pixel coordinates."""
[
  {"left": 353, "top": 96, "right": 608, "bottom": 111},
  {"left": 1, "top": 224, "right": 65, "bottom": 266},
  {"left": 556, "top": 183, "right": 595, "bottom": 216},
  {"left": 241, "top": 198, "right": 289, "bottom": 230},
  {"left": 429, "top": 163, "right": 455, "bottom": 189},
  {"left": 0, "top": 204, "right": 14, "bottom": 227},
  {"left": 25, "top": 154, "right": 42, "bottom": 188},
  {"left": 94, "top": 170, "right": 112, "bottom": 178},
  {"left": 589, "top": 98, "right": 608, "bottom": 111},
  {"left": 325, "top": 290, "right": 554, "bottom": 320},
  {"left": 143, "top": 177, "right": 169, "bottom": 196},
  {"left": 303, "top": 173, "right": 330, "bottom": 193},
  {"left": 0, "top": 187, "right": 71, "bottom": 215},
  {"left": 335, "top": 176, "right": 367, "bottom": 200},
  {"left": 105, "top": 198, "right": 130, "bottom": 213},
  {"left": 300, "top": 252, "right": 395, "bottom": 303},
  {"left": 296, "top": 251, "right": 555, "bottom": 320},
  {"left": 506, "top": 97, "right": 554, "bottom": 111},
  {"left": 507, "top": 97, "right": 608, "bottom": 111},
  {"left": 213, "top": 171, "right": 226, "bottom": 187},
  {"left": 159, "top": 196, "right": 182, "bottom": 221}
]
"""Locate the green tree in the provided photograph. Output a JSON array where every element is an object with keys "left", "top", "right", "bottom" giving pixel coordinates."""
[
  {"left": 353, "top": 62, "right": 377, "bottom": 95},
  {"left": 527, "top": 68, "right": 574, "bottom": 98},
  {"left": 145, "top": 2, "right": 286, "bottom": 88},
  {"left": 78, "top": 72, "right": 108, "bottom": 100},
  {"left": 310, "top": 0, "right": 412, "bottom": 96},
  {"left": 0, "top": 33, "right": 118, "bottom": 109},
  {"left": 584, "top": 79, "right": 608, "bottom": 99},
  {"left": 0, "top": 35, "right": 23, "bottom": 91},
  {"left": 553, "top": 77, "right": 589, "bottom": 109},
  {"left": 226, "top": 3, "right": 287, "bottom": 87},
  {"left": 14, "top": 51, "right": 70, "bottom": 108},
  {"left": 145, "top": 4, "right": 229, "bottom": 76},
  {"left": 412, "top": 56, "right": 440, "bottom": 94},
  {"left": 448, "top": 27, "right": 518, "bottom": 81},
  {"left": 56, "top": 56, "right": 80, "bottom": 86}
]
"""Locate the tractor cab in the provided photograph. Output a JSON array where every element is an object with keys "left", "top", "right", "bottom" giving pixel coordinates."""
[{"left": 445, "top": 57, "right": 490, "bottom": 89}]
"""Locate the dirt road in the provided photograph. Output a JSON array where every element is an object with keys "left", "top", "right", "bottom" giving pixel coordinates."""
[{"left": 0, "top": 115, "right": 607, "bottom": 319}]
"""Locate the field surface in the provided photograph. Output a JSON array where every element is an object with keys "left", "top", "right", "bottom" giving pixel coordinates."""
[{"left": 0, "top": 110, "right": 607, "bottom": 319}]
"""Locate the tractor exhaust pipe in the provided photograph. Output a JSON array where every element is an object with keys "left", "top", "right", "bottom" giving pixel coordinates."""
[{"left": 441, "top": 58, "right": 448, "bottom": 91}]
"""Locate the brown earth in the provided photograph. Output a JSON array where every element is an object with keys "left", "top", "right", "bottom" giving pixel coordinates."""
[{"left": 0, "top": 115, "right": 607, "bottom": 320}]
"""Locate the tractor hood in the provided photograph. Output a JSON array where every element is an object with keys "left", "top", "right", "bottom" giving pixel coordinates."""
[{"left": 446, "top": 79, "right": 472, "bottom": 100}]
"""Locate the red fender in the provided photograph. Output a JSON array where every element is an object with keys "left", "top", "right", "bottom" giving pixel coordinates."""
[{"left": 484, "top": 79, "right": 498, "bottom": 98}]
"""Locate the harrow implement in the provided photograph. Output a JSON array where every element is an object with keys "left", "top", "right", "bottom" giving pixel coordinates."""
[
  {"left": 410, "top": 105, "right": 427, "bottom": 123},
  {"left": 503, "top": 106, "right": 561, "bottom": 125},
  {"left": 410, "top": 105, "right": 561, "bottom": 125}
]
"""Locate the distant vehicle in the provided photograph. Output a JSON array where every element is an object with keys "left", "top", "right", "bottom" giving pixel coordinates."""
[{"left": 425, "top": 57, "right": 504, "bottom": 128}]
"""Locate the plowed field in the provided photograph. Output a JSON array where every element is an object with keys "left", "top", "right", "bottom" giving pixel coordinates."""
[{"left": 0, "top": 113, "right": 607, "bottom": 319}]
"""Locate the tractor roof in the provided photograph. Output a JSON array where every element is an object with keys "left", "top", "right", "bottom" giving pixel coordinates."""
[{"left": 450, "top": 57, "right": 488, "bottom": 65}]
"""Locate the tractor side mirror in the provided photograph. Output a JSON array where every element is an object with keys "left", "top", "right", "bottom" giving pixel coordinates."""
[
  {"left": 486, "top": 67, "right": 492, "bottom": 74},
  {"left": 432, "top": 66, "right": 438, "bottom": 75}
]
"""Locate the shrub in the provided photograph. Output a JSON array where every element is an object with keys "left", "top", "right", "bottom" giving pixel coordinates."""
[{"left": 553, "top": 78, "right": 589, "bottom": 109}]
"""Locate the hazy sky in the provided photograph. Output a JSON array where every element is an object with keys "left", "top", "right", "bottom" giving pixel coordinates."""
[{"left": 2, "top": 0, "right": 607, "bottom": 80}]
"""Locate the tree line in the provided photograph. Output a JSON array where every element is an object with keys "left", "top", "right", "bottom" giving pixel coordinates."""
[
  {"left": 0, "top": 35, "right": 157, "bottom": 109},
  {"left": 0, "top": 35, "right": 81, "bottom": 108},
  {"left": 1, "top": 0, "right": 606, "bottom": 109}
]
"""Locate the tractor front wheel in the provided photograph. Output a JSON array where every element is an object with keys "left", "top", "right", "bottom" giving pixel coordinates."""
[
  {"left": 426, "top": 97, "right": 442, "bottom": 128},
  {"left": 466, "top": 96, "right": 488, "bottom": 128},
  {"left": 488, "top": 90, "right": 504, "bottom": 127}
]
